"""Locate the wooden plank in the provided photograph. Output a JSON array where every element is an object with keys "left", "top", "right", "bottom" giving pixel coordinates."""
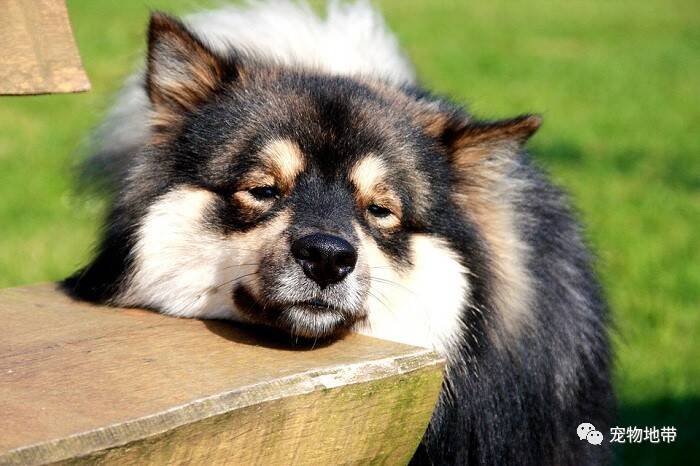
[
  {"left": 0, "top": 0, "right": 90, "bottom": 95},
  {"left": 0, "top": 284, "right": 444, "bottom": 465}
]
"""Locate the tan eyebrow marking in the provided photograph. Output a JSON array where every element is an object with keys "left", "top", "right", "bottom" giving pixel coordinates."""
[
  {"left": 350, "top": 155, "right": 402, "bottom": 229},
  {"left": 259, "top": 139, "right": 305, "bottom": 192},
  {"left": 350, "top": 154, "right": 388, "bottom": 205},
  {"left": 233, "top": 139, "right": 305, "bottom": 219},
  {"left": 237, "top": 171, "right": 276, "bottom": 191}
]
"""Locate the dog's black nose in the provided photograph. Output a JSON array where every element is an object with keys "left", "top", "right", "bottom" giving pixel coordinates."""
[{"left": 292, "top": 233, "right": 357, "bottom": 288}]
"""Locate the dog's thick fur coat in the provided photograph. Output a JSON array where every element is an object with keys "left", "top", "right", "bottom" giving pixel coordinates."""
[{"left": 65, "top": 2, "right": 614, "bottom": 464}]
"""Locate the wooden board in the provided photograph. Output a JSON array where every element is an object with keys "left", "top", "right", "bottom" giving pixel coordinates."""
[
  {"left": 0, "top": 0, "right": 90, "bottom": 95},
  {"left": 0, "top": 284, "right": 444, "bottom": 465}
]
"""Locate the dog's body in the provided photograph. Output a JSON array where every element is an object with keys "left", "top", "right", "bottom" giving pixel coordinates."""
[{"left": 65, "top": 2, "right": 614, "bottom": 464}]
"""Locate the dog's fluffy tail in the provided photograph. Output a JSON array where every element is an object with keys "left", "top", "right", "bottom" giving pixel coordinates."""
[{"left": 84, "top": 0, "right": 415, "bottom": 190}]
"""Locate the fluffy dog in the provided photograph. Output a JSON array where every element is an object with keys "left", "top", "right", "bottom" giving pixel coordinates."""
[{"left": 65, "top": 2, "right": 614, "bottom": 464}]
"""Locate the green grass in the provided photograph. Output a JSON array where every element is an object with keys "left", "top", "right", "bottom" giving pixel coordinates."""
[{"left": 1, "top": 1, "right": 697, "bottom": 464}]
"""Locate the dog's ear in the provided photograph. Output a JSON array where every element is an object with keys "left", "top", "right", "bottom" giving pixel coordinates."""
[
  {"left": 424, "top": 111, "right": 542, "bottom": 169},
  {"left": 145, "top": 12, "right": 239, "bottom": 115}
]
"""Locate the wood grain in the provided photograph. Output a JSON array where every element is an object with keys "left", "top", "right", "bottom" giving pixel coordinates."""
[
  {"left": 0, "top": 0, "right": 90, "bottom": 95},
  {"left": 0, "top": 284, "right": 444, "bottom": 465}
]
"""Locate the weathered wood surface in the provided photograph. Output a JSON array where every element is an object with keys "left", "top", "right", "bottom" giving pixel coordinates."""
[
  {"left": 0, "top": 284, "right": 444, "bottom": 465},
  {"left": 0, "top": 0, "right": 90, "bottom": 95}
]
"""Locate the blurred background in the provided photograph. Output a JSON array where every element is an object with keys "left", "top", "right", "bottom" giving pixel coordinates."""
[{"left": 0, "top": 1, "right": 697, "bottom": 464}]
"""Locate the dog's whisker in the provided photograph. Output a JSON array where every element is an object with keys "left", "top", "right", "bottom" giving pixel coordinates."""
[
  {"left": 225, "top": 247, "right": 262, "bottom": 253},
  {"left": 369, "top": 277, "right": 421, "bottom": 299},
  {"left": 367, "top": 288, "right": 394, "bottom": 316},
  {"left": 221, "top": 263, "right": 261, "bottom": 270},
  {"left": 188, "top": 272, "right": 259, "bottom": 307},
  {"left": 212, "top": 271, "right": 260, "bottom": 291}
]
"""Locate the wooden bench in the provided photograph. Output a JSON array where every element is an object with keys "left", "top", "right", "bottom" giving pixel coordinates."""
[
  {"left": 0, "top": 284, "right": 444, "bottom": 465},
  {"left": 0, "top": 0, "right": 90, "bottom": 95}
]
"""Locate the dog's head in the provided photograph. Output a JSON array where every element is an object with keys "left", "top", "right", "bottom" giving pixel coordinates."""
[{"left": 69, "top": 14, "right": 541, "bottom": 346}]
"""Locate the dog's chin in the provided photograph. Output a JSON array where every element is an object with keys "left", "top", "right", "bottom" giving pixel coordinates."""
[{"left": 232, "top": 286, "right": 362, "bottom": 338}]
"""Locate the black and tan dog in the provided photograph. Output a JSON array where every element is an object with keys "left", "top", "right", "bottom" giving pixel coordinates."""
[{"left": 65, "top": 2, "right": 614, "bottom": 464}]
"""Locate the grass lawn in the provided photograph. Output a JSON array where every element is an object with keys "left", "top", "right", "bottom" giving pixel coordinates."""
[{"left": 0, "top": 1, "right": 697, "bottom": 464}]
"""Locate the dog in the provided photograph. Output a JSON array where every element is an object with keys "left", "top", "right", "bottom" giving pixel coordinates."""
[{"left": 64, "top": 2, "right": 615, "bottom": 464}]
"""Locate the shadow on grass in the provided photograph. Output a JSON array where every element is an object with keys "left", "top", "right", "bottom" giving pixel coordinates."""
[
  {"left": 613, "top": 397, "right": 699, "bottom": 466},
  {"left": 531, "top": 138, "right": 700, "bottom": 191},
  {"left": 530, "top": 139, "right": 586, "bottom": 168}
]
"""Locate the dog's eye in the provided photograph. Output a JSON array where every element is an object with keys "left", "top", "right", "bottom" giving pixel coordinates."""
[
  {"left": 249, "top": 186, "right": 280, "bottom": 200},
  {"left": 367, "top": 204, "right": 392, "bottom": 218}
]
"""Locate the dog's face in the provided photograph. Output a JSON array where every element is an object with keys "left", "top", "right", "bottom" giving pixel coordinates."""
[
  {"left": 127, "top": 30, "right": 444, "bottom": 338},
  {"left": 75, "top": 14, "right": 541, "bottom": 350},
  {"left": 142, "top": 88, "right": 437, "bottom": 337}
]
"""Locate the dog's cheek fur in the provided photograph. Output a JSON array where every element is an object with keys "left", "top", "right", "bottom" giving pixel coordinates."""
[
  {"left": 352, "top": 225, "right": 470, "bottom": 355},
  {"left": 115, "top": 186, "right": 286, "bottom": 320},
  {"left": 452, "top": 153, "right": 535, "bottom": 343}
]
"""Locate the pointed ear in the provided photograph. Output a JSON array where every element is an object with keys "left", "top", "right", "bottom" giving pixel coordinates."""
[
  {"left": 438, "top": 114, "right": 542, "bottom": 166},
  {"left": 145, "top": 12, "right": 237, "bottom": 114}
]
